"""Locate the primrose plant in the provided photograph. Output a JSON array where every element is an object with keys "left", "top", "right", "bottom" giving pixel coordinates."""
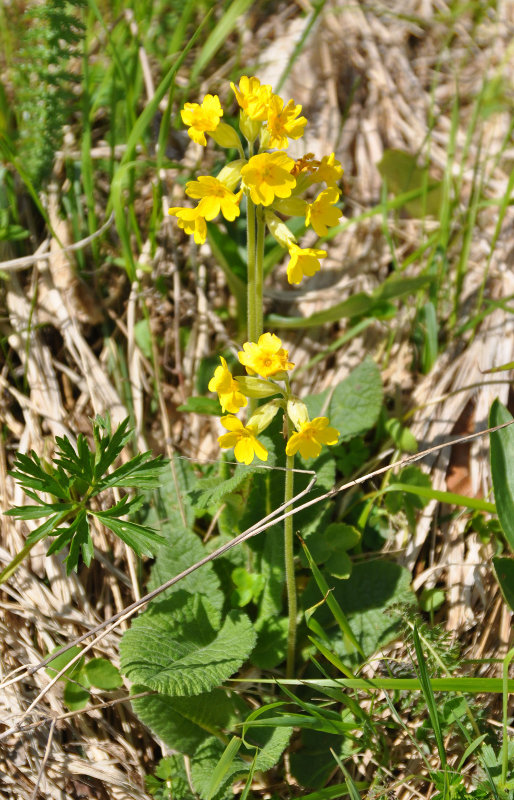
[{"left": 169, "top": 76, "right": 344, "bottom": 675}]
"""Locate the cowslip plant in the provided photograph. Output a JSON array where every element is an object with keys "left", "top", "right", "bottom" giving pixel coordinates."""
[
  {"left": 1, "top": 416, "right": 167, "bottom": 582},
  {"left": 169, "top": 76, "right": 344, "bottom": 674}
]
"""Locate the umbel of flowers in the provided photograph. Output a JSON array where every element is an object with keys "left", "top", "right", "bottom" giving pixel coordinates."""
[
  {"left": 208, "top": 333, "right": 339, "bottom": 465},
  {"left": 169, "top": 76, "right": 344, "bottom": 285}
]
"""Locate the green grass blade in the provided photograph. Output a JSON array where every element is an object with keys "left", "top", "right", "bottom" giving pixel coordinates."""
[
  {"left": 190, "top": 0, "right": 253, "bottom": 82},
  {"left": 206, "top": 736, "right": 242, "bottom": 800},
  {"left": 301, "top": 538, "right": 364, "bottom": 658},
  {"left": 489, "top": 399, "right": 514, "bottom": 551},
  {"left": 412, "top": 624, "right": 447, "bottom": 769},
  {"left": 380, "top": 482, "right": 496, "bottom": 513}
]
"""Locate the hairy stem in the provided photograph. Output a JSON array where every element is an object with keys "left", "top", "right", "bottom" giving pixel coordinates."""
[
  {"left": 255, "top": 204, "right": 265, "bottom": 339},
  {"left": 284, "top": 428, "right": 296, "bottom": 678}
]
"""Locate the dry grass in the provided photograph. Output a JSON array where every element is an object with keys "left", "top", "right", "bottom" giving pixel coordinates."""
[{"left": 1, "top": 1, "right": 513, "bottom": 797}]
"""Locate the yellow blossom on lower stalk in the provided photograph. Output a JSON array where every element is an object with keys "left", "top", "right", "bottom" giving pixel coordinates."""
[
  {"left": 310, "top": 153, "right": 344, "bottom": 187},
  {"left": 241, "top": 151, "right": 296, "bottom": 206},
  {"left": 168, "top": 206, "right": 207, "bottom": 245},
  {"left": 181, "top": 94, "right": 223, "bottom": 146},
  {"left": 238, "top": 332, "right": 294, "bottom": 378},
  {"left": 218, "top": 416, "right": 268, "bottom": 465},
  {"left": 286, "top": 417, "right": 340, "bottom": 459},
  {"left": 287, "top": 244, "right": 327, "bottom": 285},
  {"left": 305, "top": 187, "right": 342, "bottom": 237},
  {"left": 186, "top": 176, "right": 242, "bottom": 222},
  {"left": 208, "top": 357, "right": 247, "bottom": 414}
]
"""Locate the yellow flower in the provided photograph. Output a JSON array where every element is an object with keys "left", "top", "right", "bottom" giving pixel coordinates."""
[
  {"left": 181, "top": 94, "right": 223, "bottom": 146},
  {"left": 286, "top": 244, "right": 327, "bottom": 285},
  {"left": 310, "top": 153, "right": 343, "bottom": 187},
  {"left": 168, "top": 206, "right": 207, "bottom": 245},
  {"left": 285, "top": 417, "right": 339, "bottom": 459},
  {"left": 305, "top": 187, "right": 342, "bottom": 237},
  {"left": 230, "top": 76, "right": 272, "bottom": 121},
  {"left": 238, "top": 332, "right": 294, "bottom": 378},
  {"left": 218, "top": 416, "right": 268, "bottom": 464},
  {"left": 186, "top": 176, "right": 242, "bottom": 221},
  {"left": 208, "top": 357, "right": 247, "bottom": 414},
  {"left": 241, "top": 151, "right": 296, "bottom": 206},
  {"left": 266, "top": 94, "right": 307, "bottom": 149}
]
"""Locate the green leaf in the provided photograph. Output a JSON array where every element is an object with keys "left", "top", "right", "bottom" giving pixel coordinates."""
[
  {"left": 419, "top": 587, "right": 446, "bottom": 613},
  {"left": 251, "top": 617, "right": 289, "bottom": 669},
  {"left": 190, "top": 0, "right": 254, "bottom": 81},
  {"left": 302, "top": 560, "right": 416, "bottom": 665},
  {"left": 95, "top": 452, "right": 168, "bottom": 491},
  {"left": 120, "top": 591, "right": 256, "bottom": 696},
  {"left": 385, "top": 418, "right": 418, "bottom": 453},
  {"left": 84, "top": 657, "right": 123, "bottom": 690},
  {"left": 63, "top": 670, "right": 91, "bottom": 710},
  {"left": 46, "top": 645, "right": 84, "bottom": 679},
  {"left": 190, "top": 726, "right": 292, "bottom": 800},
  {"left": 268, "top": 275, "right": 433, "bottom": 329},
  {"left": 149, "top": 527, "right": 223, "bottom": 611},
  {"left": 10, "top": 451, "right": 70, "bottom": 500},
  {"left": 306, "top": 357, "right": 382, "bottom": 443},
  {"left": 377, "top": 149, "right": 443, "bottom": 217},
  {"left": 205, "top": 737, "right": 242, "bottom": 800},
  {"left": 3, "top": 503, "right": 74, "bottom": 520},
  {"left": 190, "top": 465, "right": 264, "bottom": 511},
  {"left": 489, "top": 399, "right": 514, "bottom": 552},
  {"left": 302, "top": 539, "right": 363, "bottom": 661},
  {"left": 178, "top": 396, "right": 223, "bottom": 415},
  {"left": 413, "top": 624, "right": 446, "bottom": 767},
  {"left": 191, "top": 737, "right": 244, "bottom": 800},
  {"left": 93, "top": 417, "right": 132, "bottom": 481},
  {"left": 325, "top": 550, "right": 352, "bottom": 580},
  {"left": 492, "top": 557, "right": 514, "bottom": 612},
  {"left": 231, "top": 567, "right": 265, "bottom": 607},
  {"left": 91, "top": 511, "right": 166, "bottom": 557},
  {"left": 25, "top": 510, "right": 73, "bottom": 547},
  {"left": 131, "top": 688, "right": 242, "bottom": 755}
]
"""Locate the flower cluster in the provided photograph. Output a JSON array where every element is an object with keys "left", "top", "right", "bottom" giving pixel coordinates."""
[
  {"left": 208, "top": 333, "right": 339, "bottom": 465},
  {"left": 169, "top": 76, "right": 344, "bottom": 285}
]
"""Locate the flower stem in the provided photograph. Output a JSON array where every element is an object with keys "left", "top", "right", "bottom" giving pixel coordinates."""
[
  {"left": 255, "top": 205, "right": 265, "bottom": 339},
  {"left": 284, "top": 421, "right": 296, "bottom": 678},
  {"left": 246, "top": 195, "right": 257, "bottom": 344}
]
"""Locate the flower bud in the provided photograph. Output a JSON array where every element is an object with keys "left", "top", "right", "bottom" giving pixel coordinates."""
[
  {"left": 239, "top": 111, "right": 262, "bottom": 145},
  {"left": 287, "top": 397, "right": 309, "bottom": 430},
  {"left": 216, "top": 159, "right": 246, "bottom": 191},
  {"left": 272, "top": 197, "right": 308, "bottom": 217},
  {"left": 210, "top": 122, "right": 244, "bottom": 151},
  {"left": 264, "top": 210, "right": 297, "bottom": 249},
  {"left": 247, "top": 399, "right": 282, "bottom": 434},
  {"left": 235, "top": 376, "right": 283, "bottom": 398}
]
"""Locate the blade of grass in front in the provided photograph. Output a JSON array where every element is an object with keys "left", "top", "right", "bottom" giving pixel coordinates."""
[
  {"left": 301, "top": 538, "right": 364, "bottom": 658},
  {"left": 501, "top": 647, "right": 514, "bottom": 788},
  {"left": 330, "top": 749, "right": 363, "bottom": 800},
  {"left": 190, "top": 0, "right": 253, "bottom": 82},
  {"left": 206, "top": 736, "right": 241, "bottom": 800},
  {"left": 412, "top": 624, "right": 447, "bottom": 769}
]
